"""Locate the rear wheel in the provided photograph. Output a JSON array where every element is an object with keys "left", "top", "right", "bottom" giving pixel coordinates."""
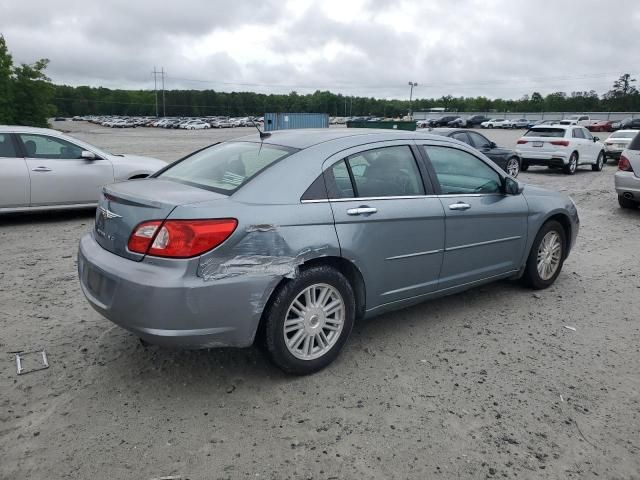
[
  {"left": 563, "top": 152, "right": 578, "bottom": 175},
  {"left": 523, "top": 220, "right": 566, "bottom": 289},
  {"left": 618, "top": 194, "right": 639, "bottom": 209},
  {"left": 263, "top": 266, "right": 355, "bottom": 375},
  {"left": 506, "top": 157, "right": 520, "bottom": 177},
  {"left": 592, "top": 151, "right": 604, "bottom": 171}
]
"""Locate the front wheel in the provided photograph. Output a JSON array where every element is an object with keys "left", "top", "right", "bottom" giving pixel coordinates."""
[
  {"left": 505, "top": 157, "right": 520, "bottom": 177},
  {"left": 263, "top": 266, "right": 355, "bottom": 375},
  {"left": 563, "top": 153, "right": 578, "bottom": 175},
  {"left": 523, "top": 220, "right": 566, "bottom": 289},
  {"left": 592, "top": 151, "right": 604, "bottom": 171}
]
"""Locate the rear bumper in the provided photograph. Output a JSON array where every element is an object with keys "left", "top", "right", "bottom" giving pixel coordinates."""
[
  {"left": 518, "top": 150, "right": 569, "bottom": 166},
  {"left": 78, "top": 233, "right": 278, "bottom": 348},
  {"left": 604, "top": 150, "right": 622, "bottom": 159},
  {"left": 614, "top": 171, "right": 640, "bottom": 198}
]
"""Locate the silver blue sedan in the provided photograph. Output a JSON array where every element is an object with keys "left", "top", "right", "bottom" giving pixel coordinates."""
[{"left": 78, "top": 129, "right": 579, "bottom": 374}]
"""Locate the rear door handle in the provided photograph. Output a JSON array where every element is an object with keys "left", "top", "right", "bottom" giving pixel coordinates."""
[
  {"left": 347, "top": 207, "right": 377, "bottom": 216},
  {"left": 449, "top": 202, "right": 471, "bottom": 211},
  {"left": 32, "top": 166, "right": 52, "bottom": 172}
]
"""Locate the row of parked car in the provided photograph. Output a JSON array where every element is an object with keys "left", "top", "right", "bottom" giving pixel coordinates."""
[
  {"left": 417, "top": 114, "right": 640, "bottom": 132},
  {"left": 70, "top": 115, "right": 264, "bottom": 129}
]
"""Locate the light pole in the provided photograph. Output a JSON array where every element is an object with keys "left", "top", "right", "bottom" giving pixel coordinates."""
[{"left": 408, "top": 81, "right": 418, "bottom": 119}]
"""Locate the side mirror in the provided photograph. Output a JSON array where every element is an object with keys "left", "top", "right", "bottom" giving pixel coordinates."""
[
  {"left": 81, "top": 150, "right": 96, "bottom": 160},
  {"left": 593, "top": 137, "right": 599, "bottom": 142},
  {"left": 504, "top": 176, "right": 524, "bottom": 195},
  {"left": 488, "top": 141, "right": 497, "bottom": 149}
]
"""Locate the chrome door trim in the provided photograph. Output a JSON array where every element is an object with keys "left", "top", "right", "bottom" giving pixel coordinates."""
[
  {"left": 446, "top": 235, "right": 522, "bottom": 252},
  {"left": 301, "top": 193, "right": 504, "bottom": 204},
  {"left": 385, "top": 249, "right": 443, "bottom": 261}
]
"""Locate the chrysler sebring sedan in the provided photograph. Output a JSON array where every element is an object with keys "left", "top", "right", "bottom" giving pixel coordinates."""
[
  {"left": 78, "top": 129, "right": 579, "bottom": 374},
  {"left": 0, "top": 126, "right": 165, "bottom": 213}
]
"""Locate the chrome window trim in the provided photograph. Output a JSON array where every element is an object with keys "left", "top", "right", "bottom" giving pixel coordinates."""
[{"left": 301, "top": 193, "right": 504, "bottom": 204}]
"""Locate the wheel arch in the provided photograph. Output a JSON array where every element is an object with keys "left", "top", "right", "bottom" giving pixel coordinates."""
[{"left": 543, "top": 213, "right": 573, "bottom": 256}]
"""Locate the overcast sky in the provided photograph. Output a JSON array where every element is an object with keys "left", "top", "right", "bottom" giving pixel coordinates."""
[{"left": 1, "top": 0, "right": 638, "bottom": 99}]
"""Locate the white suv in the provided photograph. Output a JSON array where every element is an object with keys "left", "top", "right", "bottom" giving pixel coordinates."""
[{"left": 516, "top": 125, "right": 605, "bottom": 175}]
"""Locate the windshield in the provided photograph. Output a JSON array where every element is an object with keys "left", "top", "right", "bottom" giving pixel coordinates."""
[
  {"left": 157, "top": 141, "right": 294, "bottom": 194},
  {"left": 524, "top": 128, "right": 566, "bottom": 138},
  {"left": 610, "top": 132, "right": 637, "bottom": 139}
]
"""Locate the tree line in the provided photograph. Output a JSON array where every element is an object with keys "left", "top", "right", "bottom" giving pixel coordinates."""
[{"left": 1, "top": 34, "right": 639, "bottom": 127}]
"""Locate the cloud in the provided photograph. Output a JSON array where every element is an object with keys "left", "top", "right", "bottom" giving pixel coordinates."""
[{"left": 0, "top": 0, "right": 638, "bottom": 98}]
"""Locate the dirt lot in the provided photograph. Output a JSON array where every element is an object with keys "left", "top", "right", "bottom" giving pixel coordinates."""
[{"left": 1, "top": 122, "right": 639, "bottom": 480}]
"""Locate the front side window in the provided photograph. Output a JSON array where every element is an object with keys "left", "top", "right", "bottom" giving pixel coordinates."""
[
  {"left": 345, "top": 146, "right": 425, "bottom": 198},
  {"left": 451, "top": 132, "right": 470, "bottom": 145},
  {"left": 18, "top": 134, "right": 84, "bottom": 159},
  {"left": 158, "top": 141, "right": 294, "bottom": 193},
  {"left": 424, "top": 146, "right": 502, "bottom": 195},
  {"left": 582, "top": 128, "right": 593, "bottom": 140},
  {"left": 572, "top": 129, "right": 584, "bottom": 139},
  {"left": 467, "top": 132, "right": 491, "bottom": 149},
  {"left": 0, "top": 133, "right": 17, "bottom": 158}
]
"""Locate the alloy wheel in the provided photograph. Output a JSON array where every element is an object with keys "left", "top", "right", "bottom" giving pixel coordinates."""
[
  {"left": 536, "top": 231, "right": 562, "bottom": 280},
  {"left": 283, "top": 283, "right": 345, "bottom": 360},
  {"left": 506, "top": 157, "right": 520, "bottom": 177}
]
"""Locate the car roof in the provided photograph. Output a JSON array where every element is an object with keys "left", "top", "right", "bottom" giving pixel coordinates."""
[
  {"left": 0, "top": 125, "right": 67, "bottom": 136},
  {"left": 612, "top": 129, "right": 638, "bottom": 134},
  {"left": 233, "top": 128, "right": 458, "bottom": 149}
]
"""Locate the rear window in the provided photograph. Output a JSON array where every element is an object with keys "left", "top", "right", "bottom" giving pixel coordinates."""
[
  {"left": 524, "top": 128, "right": 566, "bottom": 138},
  {"left": 610, "top": 131, "right": 637, "bottom": 139},
  {"left": 157, "top": 141, "right": 294, "bottom": 193}
]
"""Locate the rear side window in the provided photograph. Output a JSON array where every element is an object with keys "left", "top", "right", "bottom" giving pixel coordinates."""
[
  {"left": 524, "top": 128, "right": 566, "bottom": 138},
  {"left": 158, "top": 141, "right": 294, "bottom": 194},
  {"left": 0, "top": 134, "right": 17, "bottom": 158}
]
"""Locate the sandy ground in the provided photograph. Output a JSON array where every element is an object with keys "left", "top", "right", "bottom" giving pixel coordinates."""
[{"left": 1, "top": 122, "right": 639, "bottom": 480}]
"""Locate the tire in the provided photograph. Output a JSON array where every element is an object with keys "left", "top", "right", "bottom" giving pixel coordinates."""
[
  {"left": 521, "top": 162, "right": 529, "bottom": 171},
  {"left": 563, "top": 152, "right": 578, "bottom": 175},
  {"left": 523, "top": 220, "right": 566, "bottom": 289},
  {"left": 592, "top": 151, "right": 604, "bottom": 171},
  {"left": 489, "top": 125, "right": 494, "bottom": 129},
  {"left": 618, "top": 194, "right": 639, "bottom": 209},
  {"left": 263, "top": 265, "right": 356, "bottom": 375},
  {"left": 505, "top": 156, "right": 520, "bottom": 177}
]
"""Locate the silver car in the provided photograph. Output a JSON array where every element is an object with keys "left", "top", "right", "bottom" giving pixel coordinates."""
[
  {"left": 78, "top": 129, "right": 579, "bottom": 374},
  {"left": 615, "top": 133, "right": 640, "bottom": 209},
  {"left": 0, "top": 126, "right": 165, "bottom": 213}
]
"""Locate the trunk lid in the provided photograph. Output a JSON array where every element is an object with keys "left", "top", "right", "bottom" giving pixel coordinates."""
[{"left": 94, "top": 179, "right": 226, "bottom": 260}]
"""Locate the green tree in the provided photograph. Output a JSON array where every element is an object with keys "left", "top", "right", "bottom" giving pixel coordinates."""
[
  {"left": 12, "top": 59, "right": 55, "bottom": 127},
  {"left": 0, "top": 35, "right": 14, "bottom": 123}
]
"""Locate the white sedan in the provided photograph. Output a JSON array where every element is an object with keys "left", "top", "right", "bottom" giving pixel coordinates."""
[
  {"left": 183, "top": 121, "right": 211, "bottom": 130},
  {"left": 515, "top": 125, "right": 605, "bottom": 175},
  {"left": 0, "top": 126, "right": 166, "bottom": 213},
  {"left": 481, "top": 118, "right": 513, "bottom": 129}
]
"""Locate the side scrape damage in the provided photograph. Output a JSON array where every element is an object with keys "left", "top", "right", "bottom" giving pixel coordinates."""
[{"left": 198, "top": 226, "right": 329, "bottom": 281}]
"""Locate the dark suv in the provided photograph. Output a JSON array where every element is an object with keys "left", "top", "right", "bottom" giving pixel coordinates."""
[{"left": 428, "top": 115, "right": 460, "bottom": 127}]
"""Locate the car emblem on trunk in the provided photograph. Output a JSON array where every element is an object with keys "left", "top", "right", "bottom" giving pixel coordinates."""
[{"left": 99, "top": 206, "right": 121, "bottom": 219}]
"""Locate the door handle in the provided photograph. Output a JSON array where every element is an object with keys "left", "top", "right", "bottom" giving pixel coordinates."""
[
  {"left": 449, "top": 202, "right": 471, "bottom": 211},
  {"left": 32, "top": 166, "right": 52, "bottom": 172},
  {"left": 347, "top": 207, "right": 377, "bottom": 216}
]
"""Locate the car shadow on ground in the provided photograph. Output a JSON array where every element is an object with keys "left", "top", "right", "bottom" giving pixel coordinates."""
[{"left": 0, "top": 208, "right": 96, "bottom": 226}]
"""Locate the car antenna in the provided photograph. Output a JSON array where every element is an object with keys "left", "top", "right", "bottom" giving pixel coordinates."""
[{"left": 254, "top": 120, "right": 271, "bottom": 140}]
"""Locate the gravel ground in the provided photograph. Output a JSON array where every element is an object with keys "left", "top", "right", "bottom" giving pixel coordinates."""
[{"left": 1, "top": 122, "right": 639, "bottom": 480}]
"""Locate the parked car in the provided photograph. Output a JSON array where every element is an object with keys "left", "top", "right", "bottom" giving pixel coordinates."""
[
  {"left": 429, "top": 128, "right": 522, "bottom": 177},
  {"left": 586, "top": 120, "right": 614, "bottom": 132},
  {"left": 620, "top": 118, "right": 640, "bottom": 130},
  {"left": 77, "top": 129, "right": 579, "bottom": 374},
  {"left": 447, "top": 115, "right": 489, "bottom": 128},
  {"left": 0, "top": 127, "right": 165, "bottom": 213},
  {"left": 615, "top": 134, "right": 640, "bottom": 209},
  {"left": 481, "top": 119, "right": 512, "bottom": 129},
  {"left": 559, "top": 115, "right": 591, "bottom": 126},
  {"left": 603, "top": 130, "right": 638, "bottom": 162},
  {"left": 516, "top": 125, "right": 605, "bottom": 174},
  {"left": 428, "top": 115, "right": 460, "bottom": 127},
  {"left": 416, "top": 120, "right": 430, "bottom": 128},
  {"left": 511, "top": 118, "right": 530, "bottom": 129}
]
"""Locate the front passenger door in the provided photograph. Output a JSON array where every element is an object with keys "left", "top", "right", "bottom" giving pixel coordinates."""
[
  {"left": 18, "top": 134, "right": 114, "bottom": 206},
  {"left": 421, "top": 145, "right": 528, "bottom": 290}
]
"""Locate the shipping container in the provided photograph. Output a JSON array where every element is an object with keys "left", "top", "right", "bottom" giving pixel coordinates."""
[{"left": 263, "top": 113, "right": 329, "bottom": 131}]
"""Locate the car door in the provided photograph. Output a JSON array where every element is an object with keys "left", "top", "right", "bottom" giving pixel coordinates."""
[
  {"left": 419, "top": 144, "right": 528, "bottom": 290},
  {"left": 17, "top": 133, "right": 114, "bottom": 206},
  {"left": 581, "top": 128, "right": 599, "bottom": 161},
  {"left": 571, "top": 128, "right": 591, "bottom": 163},
  {"left": 322, "top": 142, "right": 445, "bottom": 307},
  {"left": 0, "top": 133, "right": 30, "bottom": 209}
]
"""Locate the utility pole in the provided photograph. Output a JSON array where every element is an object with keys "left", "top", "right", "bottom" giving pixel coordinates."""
[
  {"left": 161, "top": 67, "right": 166, "bottom": 117},
  {"left": 152, "top": 66, "right": 159, "bottom": 117},
  {"left": 408, "top": 81, "right": 418, "bottom": 119}
]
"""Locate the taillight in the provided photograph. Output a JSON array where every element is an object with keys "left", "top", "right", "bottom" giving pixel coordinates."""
[
  {"left": 128, "top": 219, "right": 237, "bottom": 258},
  {"left": 516, "top": 139, "right": 528, "bottom": 144},
  {"left": 550, "top": 140, "right": 570, "bottom": 147},
  {"left": 619, "top": 155, "right": 634, "bottom": 172}
]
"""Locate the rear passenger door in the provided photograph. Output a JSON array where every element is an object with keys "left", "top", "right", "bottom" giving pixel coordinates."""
[
  {"left": 0, "top": 133, "right": 30, "bottom": 209},
  {"left": 322, "top": 142, "right": 445, "bottom": 307},
  {"left": 571, "top": 128, "right": 591, "bottom": 163},
  {"left": 419, "top": 144, "right": 528, "bottom": 290}
]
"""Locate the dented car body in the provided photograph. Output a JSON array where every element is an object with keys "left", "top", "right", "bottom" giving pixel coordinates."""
[{"left": 78, "top": 129, "right": 579, "bottom": 373}]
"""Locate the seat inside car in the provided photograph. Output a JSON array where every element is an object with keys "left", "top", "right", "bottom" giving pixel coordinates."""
[
  {"left": 24, "top": 140, "right": 37, "bottom": 157},
  {"left": 358, "top": 153, "right": 420, "bottom": 197}
]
